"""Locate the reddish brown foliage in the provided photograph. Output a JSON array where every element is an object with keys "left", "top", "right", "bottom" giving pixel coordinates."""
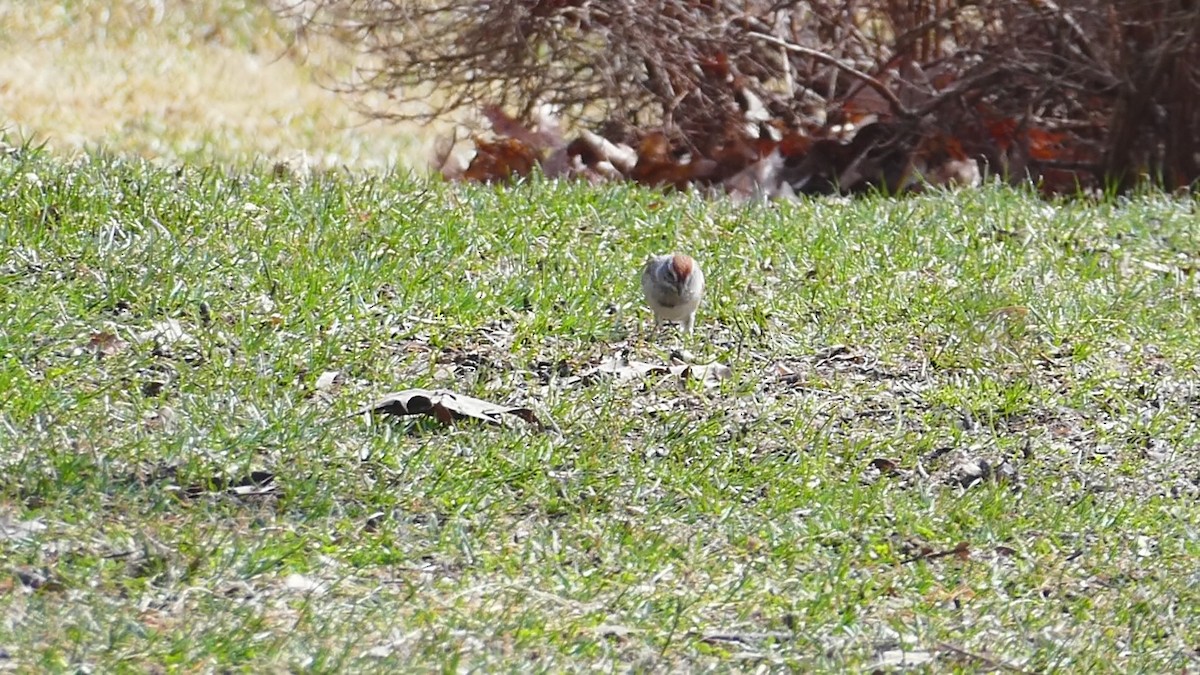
[
  {"left": 288, "top": 0, "right": 1200, "bottom": 196},
  {"left": 460, "top": 139, "right": 540, "bottom": 183}
]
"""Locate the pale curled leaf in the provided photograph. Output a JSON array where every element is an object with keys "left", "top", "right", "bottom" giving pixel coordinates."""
[
  {"left": 284, "top": 573, "right": 330, "bottom": 594},
  {"left": 0, "top": 513, "right": 46, "bottom": 542},
  {"left": 180, "top": 471, "right": 276, "bottom": 498},
  {"left": 587, "top": 355, "right": 731, "bottom": 387},
  {"left": 576, "top": 129, "right": 638, "bottom": 173},
  {"left": 365, "top": 642, "right": 403, "bottom": 659},
  {"left": 673, "top": 361, "right": 732, "bottom": 388},
  {"left": 142, "top": 406, "right": 178, "bottom": 433},
  {"left": 135, "top": 319, "right": 193, "bottom": 346},
  {"left": 867, "top": 649, "right": 936, "bottom": 670},
  {"left": 354, "top": 388, "right": 542, "bottom": 429},
  {"left": 314, "top": 370, "right": 343, "bottom": 392},
  {"left": 588, "top": 355, "right": 671, "bottom": 381}
]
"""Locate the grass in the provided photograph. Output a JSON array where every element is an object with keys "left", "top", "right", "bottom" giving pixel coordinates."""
[
  {"left": 2, "top": 144, "right": 1199, "bottom": 671},
  {"left": 0, "top": 0, "right": 432, "bottom": 169}
]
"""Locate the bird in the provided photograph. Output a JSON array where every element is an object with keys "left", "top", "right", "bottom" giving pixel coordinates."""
[{"left": 640, "top": 253, "right": 705, "bottom": 334}]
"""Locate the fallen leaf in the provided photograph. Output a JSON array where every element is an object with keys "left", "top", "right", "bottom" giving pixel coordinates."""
[
  {"left": 591, "top": 624, "right": 645, "bottom": 640},
  {"left": 365, "top": 642, "right": 403, "bottom": 659},
  {"left": 483, "top": 105, "right": 562, "bottom": 153},
  {"left": 0, "top": 514, "right": 46, "bottom": 542},
  {"left": 869, "top": 457, "right": 903, "bottom": 475},
  {"left": 988, "top": 305, "right": 1030, "bottom": 324},
  {"left": 630, "top": 132, "right": 718, "bottom": 188},
  {"left": 135, "top": 319, "right": 192, "bottom": 347},
  {"left": 586, "top": 355, "right": 731, "bottom": 387},
  {"left": 952, "top": 541, "right": 971, "bottom": 560},
  {"left": 993, "top": 459, "right": 1019, "bottom": 484},
  {"left": 813, "top": 344, "right": 856, "bottom": 364},
  {"left": 13, "top": 567, "right": 65, "bottom": 592},
  {"left": 587, "top": 355, "right": 671, "bottom": 381},
  {"left": 461, "top": 137, "right": 539, "bottom": 182},
  {"left": 284, "top": 573, "right": 329, "bottom": 594},
  {"left": 571, "top": 129, "right": 637, "bottom": 174},
  {"left": 901, "top": 541, "right": 971, "bottom": 564},
  {"left": 1026, "top": 127, "right": 1067, "bottom": 160},
  {"left": 180, "top": 471, "right": 276, "bottom": 498},
  {"left": 868, "top": 649, "right": 936, "bottom": 670},
  {"left": 953, "top": 458, "right": 991, "bottom": 487},
  {"left": 142, "top": 406, "right": 177, "bottom": 432},
  {"left": 725, "top": 148, "right": 786, "bottom": 199},
  {"left": 87, "top": 330, "right": 128, "bottom": 357},
  {"left": 353, "top": 388, "right": 543, "bottom": 429},
  {"left": 670, "top": 361, "right": 732, "bottom": 388},
  {"left": 140, "top": 376, "right": 168, "bottom": 397},
  {"left": 314, "top": 370, "right": 344, "bottom": 393}
]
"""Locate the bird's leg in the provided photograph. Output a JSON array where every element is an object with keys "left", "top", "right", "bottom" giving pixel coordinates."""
[{"left": 644, "top": 316, "right": 662, "bottom": 341}]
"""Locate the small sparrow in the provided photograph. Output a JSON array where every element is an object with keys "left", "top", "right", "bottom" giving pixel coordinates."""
[{"left": 640, "top": 253, "right": 705, "bottom": 334}]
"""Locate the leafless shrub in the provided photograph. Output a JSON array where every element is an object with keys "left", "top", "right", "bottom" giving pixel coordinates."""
[{"left": 281, "top": 0, "right": 1200, "bottom": 193}]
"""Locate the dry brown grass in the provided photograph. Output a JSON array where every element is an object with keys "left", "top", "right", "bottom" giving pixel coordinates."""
[{"left": 0, "top": 0, "right": 436, "bottom": 169}]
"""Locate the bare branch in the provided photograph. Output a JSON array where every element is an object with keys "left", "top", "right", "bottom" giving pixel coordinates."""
[{"left": 746, "top": 31, "right": 914, "bottom": 119}]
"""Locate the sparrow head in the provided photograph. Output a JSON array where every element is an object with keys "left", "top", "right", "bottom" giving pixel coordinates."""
[{"left": 669, "top": 254, "right": 694, "bottom": 284}]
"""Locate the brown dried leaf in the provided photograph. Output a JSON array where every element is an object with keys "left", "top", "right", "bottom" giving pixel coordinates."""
[
  {"left": 915, "top": 133, "right": 981, "bottom": 188},
  {"left": 869, "top": 457, "right": 902, "bottom": 475},
  {"left": 462, "top": 138, "right": 539, "bottom": 182},
  {"left": 483, "top": 105, "right": 561, "bottom": 151},
  {"left": 1027, "top": 128, "right": 1067, "bottom": 161},
  {"left": 952, "top": 541, "right": 971, "bottom": 561},
  {"left": 87, "top": 330, "right": 128, "bottom": 357},
  {"left": 630, "top": 132, "right": 717, "bottom": 188},
  {"left": 901, "top": 540, "right": 972, "bottom": 564},
  {"left": 990, "top": 306, "right": 1030, "bottom": 322}
]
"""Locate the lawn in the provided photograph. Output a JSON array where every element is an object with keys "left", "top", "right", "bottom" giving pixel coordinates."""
[
  {"left": 1, "top": 145, "right": 1198, "bottom": 671},
  {"left": 0, "top": 0, "right": 429, "bottom": 169}
]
